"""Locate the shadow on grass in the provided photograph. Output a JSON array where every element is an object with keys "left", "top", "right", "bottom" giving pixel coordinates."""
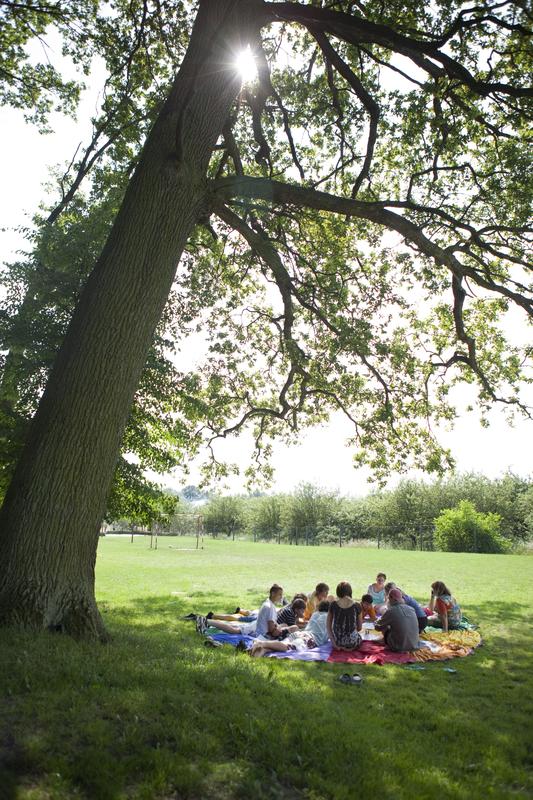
[{"left": 1, "top": 595, "right": 532, "bottom": 800}]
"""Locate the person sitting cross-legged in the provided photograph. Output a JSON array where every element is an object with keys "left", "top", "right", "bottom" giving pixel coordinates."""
[
  {"left": 327, "top": 581, "right": 362, "bottom": 651},
  {"left": 375, "top": 588, "right": 420, "bottom": 652},
  {"left": 367, "top": 572, "right": 388, "bottom": 615}
]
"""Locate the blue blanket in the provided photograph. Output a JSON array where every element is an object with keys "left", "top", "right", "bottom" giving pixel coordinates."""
[{"left": 210, "top": 632, "right": 333, "bottom": 661}]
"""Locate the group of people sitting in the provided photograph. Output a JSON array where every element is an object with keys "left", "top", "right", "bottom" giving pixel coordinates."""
[{"left": 194, "top": 573, "right": 462, "bottom": 658}]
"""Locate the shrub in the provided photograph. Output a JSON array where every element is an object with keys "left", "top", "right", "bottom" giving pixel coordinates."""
[{"left": 434, "top": 500, "right": 510, "bottom": 553}]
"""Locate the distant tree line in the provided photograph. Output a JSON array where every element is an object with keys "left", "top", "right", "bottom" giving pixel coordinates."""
[{"left": 165, "top": 474, "right": 533, "bottom": 553}]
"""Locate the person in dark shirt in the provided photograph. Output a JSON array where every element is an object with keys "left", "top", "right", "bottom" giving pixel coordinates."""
[
  {"left": 375, "top": 588, "right": 419, "bottom": 652},
  {"left": 327, "top": 581, "right": 362, "bottom": 651},
  {"left": 277, "top": 597, "right": 306, "bottom": 627}
]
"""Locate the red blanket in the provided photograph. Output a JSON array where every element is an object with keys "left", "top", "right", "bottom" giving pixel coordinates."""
[{"left": 327, "top": 640, "right": 415, "bottom": 665}]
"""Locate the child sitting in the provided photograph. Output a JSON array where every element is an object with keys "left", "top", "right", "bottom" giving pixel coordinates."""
[{"left": 360, "top": 593, "right": 377, "bottom": 621}]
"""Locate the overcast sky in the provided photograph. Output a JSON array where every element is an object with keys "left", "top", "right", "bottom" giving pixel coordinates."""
[{"left": 1, "top": 51, "right": 531, "bottom": 497}]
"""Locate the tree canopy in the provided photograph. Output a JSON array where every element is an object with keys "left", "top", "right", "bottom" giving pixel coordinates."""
[{"left": 0, "top": 0, "right": 531, "bottom": 638}]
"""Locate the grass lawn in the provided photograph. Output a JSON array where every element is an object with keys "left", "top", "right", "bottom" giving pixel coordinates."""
[{"left": 1, "top": 536, "right": 533, "bottom": 800}]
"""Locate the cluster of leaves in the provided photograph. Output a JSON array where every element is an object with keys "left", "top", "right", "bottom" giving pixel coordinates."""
[
  {"left": 434, "top": 499, "right": 509, "bottom": 553},
  {"left": 0, "top": 0, "right": 95, "bottom": 128}
]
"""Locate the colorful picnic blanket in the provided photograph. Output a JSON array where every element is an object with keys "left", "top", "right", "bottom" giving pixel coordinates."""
[{"left": 208, "top": 629, "right": 482, "bottom": 664}]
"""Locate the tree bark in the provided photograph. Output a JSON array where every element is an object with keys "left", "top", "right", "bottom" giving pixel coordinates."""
[{"left": 0, "top": 0, "right": 257, "bottom": 639}]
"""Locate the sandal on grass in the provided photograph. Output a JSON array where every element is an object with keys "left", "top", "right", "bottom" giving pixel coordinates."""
[
  {"left": 338, "top": 673, "right": 352, "bottom": 684},
  {"left": 351, "top": 673, "right": 363, "bottom": 685},
  {"left": 204, "top": 637, "right": 222, "bottom": 648}
]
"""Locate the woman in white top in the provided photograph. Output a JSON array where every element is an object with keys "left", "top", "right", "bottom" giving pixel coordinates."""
[{"left": 367, "top": 572, "right": 388, "bottom": 616}]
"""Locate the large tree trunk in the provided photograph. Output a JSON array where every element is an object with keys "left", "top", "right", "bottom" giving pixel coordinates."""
[{"left": 0, "top": 0, "right": 256, "bottom": 639}]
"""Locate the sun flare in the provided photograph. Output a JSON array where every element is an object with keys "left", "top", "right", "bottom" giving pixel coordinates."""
[{"left": 234, "top": 46, "right": 257, "bottom": 84}]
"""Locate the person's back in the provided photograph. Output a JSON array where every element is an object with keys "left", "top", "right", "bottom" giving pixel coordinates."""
[
  {"left": 378, "top": 603, "right": 419, "bottom": 652},
  {"left": 402, "top": 593, "right": 425, "bottom": 618},
  {"left": 306, "top": 609, "right": 329, "bottom": 646},
  {"left": 401, "top": 591, "right": 428, "bottom": 632}
]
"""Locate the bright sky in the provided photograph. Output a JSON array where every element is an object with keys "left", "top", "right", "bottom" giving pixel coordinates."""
[{"left": 1, "top": 47, "right": 531, "bottom": 497}]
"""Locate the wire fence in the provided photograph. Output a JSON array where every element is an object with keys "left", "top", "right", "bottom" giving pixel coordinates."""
[{"left": 102, "top": 519, "right": 436, "bottom": 551}]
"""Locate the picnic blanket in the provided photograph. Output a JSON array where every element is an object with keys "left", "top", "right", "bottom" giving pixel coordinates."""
[{"left": 208, "top": 628, "right": 482, "bottom": 663}]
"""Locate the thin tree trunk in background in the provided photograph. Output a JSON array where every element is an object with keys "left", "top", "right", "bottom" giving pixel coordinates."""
[{"left": 0, "top": 0, "right": 257, "bottom": 639}]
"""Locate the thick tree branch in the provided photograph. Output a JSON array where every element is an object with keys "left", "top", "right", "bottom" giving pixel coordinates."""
[
  {"left": 212, "top": 175, "right": 533, "bottom": 319},
  {"left": 264, "top": 2, "right": 533, "bottom": 99}
]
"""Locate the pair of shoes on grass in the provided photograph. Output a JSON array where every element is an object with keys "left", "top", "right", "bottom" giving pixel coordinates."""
[
  {"left": 338, "top": 673, "right": 363, "bottom": 685},
  {"left": 195, "top": 615, "right": 208, "bottom": 635},
  {"left": 235, "top": 640, "right": 248, "bottom": 653}
]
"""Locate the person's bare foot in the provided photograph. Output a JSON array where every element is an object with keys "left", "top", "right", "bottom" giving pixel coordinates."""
[{"left": 250, "top": 646, "right": 266, "bottom": 658}]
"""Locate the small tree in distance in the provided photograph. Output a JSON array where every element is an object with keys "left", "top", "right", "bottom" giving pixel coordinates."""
[
  {"left": 203, "top": 495, "right": 244, "bottom": 540},
  {"left": 434, "top": 501, "right": 509, "bottom": 554}
]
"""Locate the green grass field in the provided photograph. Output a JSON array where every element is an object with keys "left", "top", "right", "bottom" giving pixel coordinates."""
[{"left": 1, "top": 536, "right": 533, "bottom": 800}]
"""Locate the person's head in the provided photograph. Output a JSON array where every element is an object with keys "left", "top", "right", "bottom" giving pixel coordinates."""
[
  {"left": 388, "top": 588, "right": 404, "bottom": 605},
  {"left": 431, "top": 581, "right": 451, "bottom": 597},
  {"left": 384, "top": 581, "right": 396, "bottom": 597},
  {"left": 361, "top": 593, "right": 373, "bottom": 607},
  {"left": 318, "top": 600, "right": 330, "bottom": 613},
  {"left": 315, "top": 582, "right": 330, "bottom": 601},
  {"left": 291, "top": 598, "right": 306, "bottom": 613},
  {"left": 376, "top": 572, "right": 386, "bottom": 586},
  {"left": 336, "top": 581, "right": 352, "bottom": 599},
  {"left": 292, "top": 592, "right": 308, "bottom": 602},
  {"left": 269, "top": 584, "right": 284, "bottom": 603}
]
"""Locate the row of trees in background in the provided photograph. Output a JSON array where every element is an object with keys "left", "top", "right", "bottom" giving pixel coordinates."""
[{"left": 162, "top": 474, "right": 533, "bottom": 553}]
